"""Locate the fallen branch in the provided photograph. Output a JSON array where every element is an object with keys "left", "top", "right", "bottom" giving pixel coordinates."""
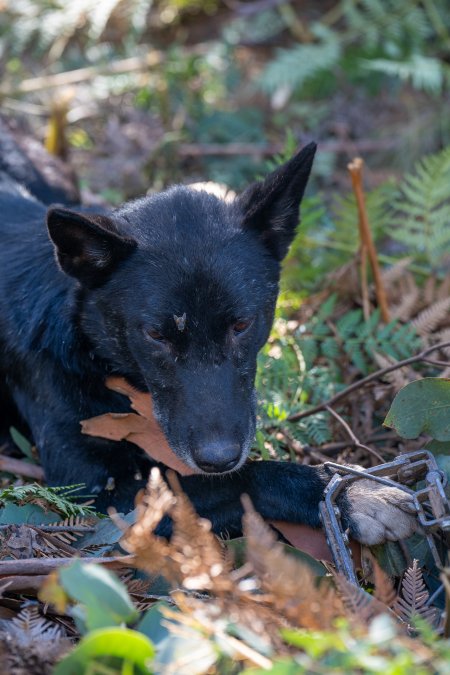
[
  {"left": 287, "top": 340, "right": 450, "bottom": 423},
  {"left": 0, "top": 555, "right": 133, "bottom": 577},
  {"left": 348, "top": 157, "right": 390, "bottom": 323},
  {"left": 0, "top": 52, "right": 164, "bottom": 95},
  {"left": 0, "top": 455, "right": 45, "bottom": 480}
]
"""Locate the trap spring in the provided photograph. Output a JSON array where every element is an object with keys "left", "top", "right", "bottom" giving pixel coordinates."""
[{"left": 319, "top": 450, "right": 450, "bottom": 584}]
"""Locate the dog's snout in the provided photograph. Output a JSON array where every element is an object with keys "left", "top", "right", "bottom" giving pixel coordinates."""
[{"left": 193, "top": 440, "right": 241, "bottom": 473}]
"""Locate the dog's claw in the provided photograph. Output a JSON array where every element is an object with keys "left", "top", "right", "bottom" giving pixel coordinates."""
[{"left": 346, "top": 479, "right": 419, "bottom": 545}]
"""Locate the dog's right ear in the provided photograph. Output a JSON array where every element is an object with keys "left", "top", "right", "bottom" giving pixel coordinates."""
[
  {"left": 237, "top": 142, "right": 316, "bottom": 261},
  {"left": 47, "top": 208, "right": 136, "bottom": 287}
]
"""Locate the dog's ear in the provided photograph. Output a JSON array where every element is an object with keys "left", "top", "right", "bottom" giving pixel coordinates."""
[
  {"left": 237, "top": 142, "right": 316, "bottom": 261},
  {"left": 47, "top": 208, "right": 136, "bottom": 287}
]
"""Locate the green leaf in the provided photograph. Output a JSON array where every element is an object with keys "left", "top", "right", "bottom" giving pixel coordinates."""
[
  {"left": 384, "top": 378, "right": 450, "bottom": 440},
  {"left": 9, "top": 426, "right": 35, "bottom": 462},
  {"left": 137, "top": 602, "right": 172, "bottom": 646},
  {"left": 0, "top": 502, "right": 60, "bottom": 525},
  {"left": 53, "top": 627, "right": 155, "bottom": 675},
  {"left": 59, "top": 560, "right": 138, "bottom": 631}
]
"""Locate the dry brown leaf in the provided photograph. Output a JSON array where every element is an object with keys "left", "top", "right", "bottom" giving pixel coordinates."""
[{"left": 81, "top": 378, "right": 192, "bottom": 475}]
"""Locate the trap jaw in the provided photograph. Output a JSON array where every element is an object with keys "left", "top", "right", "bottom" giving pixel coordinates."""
[{"left": 319, "top": 450, "right": 450, "bottom": 585}]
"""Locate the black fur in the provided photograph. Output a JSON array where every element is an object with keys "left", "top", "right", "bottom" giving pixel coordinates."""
[{"left": 0, "top": 132, "right": 347, "bottom": 538}]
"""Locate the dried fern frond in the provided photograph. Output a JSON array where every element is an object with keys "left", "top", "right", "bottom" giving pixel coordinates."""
[
  {"left": 437, "top": 275, "right": 450, "bottom": 302},
  {"left": 381, "top": 258, "right": 413, "bottom": 286},
  {"left": 168, "top": 479, "right": 233, "bottom": 593},
  {"left": 372, "top": 558, "right": 397, "bottom": 608},
  {"left": 120, "top": 469, "right": 232, "bottom": 592},
  {"left": 119, "top": 469, "right": 178, "bottom": 583},
  {"left": 8, "top": 605, "right": 63, "bottom": 644},
  {"left": 412, "top": 297, "right": 450, "bottom": 336},
  {"left": 335, "top": 574, "right": 390, "bottom": 624},
  {"left": 242, "top": 496, "right": 343, "bottom": 630},
  {"left": 434, "top": 328, "right": 450, "bottom": 357},
  {"left": 372, "top": 352, "right": 412, "bottom": 390},
  {"left": 45, "top": 515, "right": 96, "bottom": 544},
  {"left": 393, "top": 560, "right": 439, "bottom": 630},
  {"left": 390, "top": 286, "right": 421, "bottom": 321},
  {"left": 0, "top": 605, "right": 69, "bottom": 675}
]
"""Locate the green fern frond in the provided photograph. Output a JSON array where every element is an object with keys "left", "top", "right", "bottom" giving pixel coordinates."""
[
  {"left": 391, "top": 145, "right": 450, "bottom": 267},
  {"left": 0, "top": 483, "right": 97, "bottom": 518},
  {"left": 258, "top": 23, "right": 341, "bottom": 95},
  {"left": 363, "top": 55, "right": 444, "bottom": 93}
]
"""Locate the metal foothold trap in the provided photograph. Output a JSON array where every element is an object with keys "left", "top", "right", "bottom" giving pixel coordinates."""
[{"left": 319, "top": 450, "right": 450, "bottom": 585}]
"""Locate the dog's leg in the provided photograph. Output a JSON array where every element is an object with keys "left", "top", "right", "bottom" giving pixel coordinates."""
[{"left": 173, "top": 461, "right": 418, "bottom": 545}]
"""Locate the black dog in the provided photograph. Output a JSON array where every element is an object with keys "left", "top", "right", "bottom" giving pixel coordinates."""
[{"left": 0, "top": 126, "right": 417, "bottom": 545}]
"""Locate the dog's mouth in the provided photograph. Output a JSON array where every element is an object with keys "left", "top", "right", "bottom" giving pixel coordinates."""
[{"left": 149, "top": 388, "right": 256, "bottom": 476}]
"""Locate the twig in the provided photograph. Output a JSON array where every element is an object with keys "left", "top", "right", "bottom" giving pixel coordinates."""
[
  {"left": 287, "top": 340, "right": 450, "bottom": 423},
  {"left": 325, "top": 406, "right": 384, "bottom": 463},
  {"left": 360, "top": 243, "right": 370, "bottom": 320},
  {"left": 348, "top": 157, "right": 390, "bottom": 323},
  {"left": 422, "top": 357, "right": 450, "bottom": 368},
  {"left": 178, "top": 139, "right": 398, "bottom": 158},
  {"left": 0, "top": 555, "right": 133, "bottom": 576},
  {"left": 280, "top": 428, "right": 331, "bottom": 463},
  {"left": 0, "top": 52, "right": 164, "bottom": 95},
  {"left": 0, "top": 455, "right": 45, "bottom": 480}
]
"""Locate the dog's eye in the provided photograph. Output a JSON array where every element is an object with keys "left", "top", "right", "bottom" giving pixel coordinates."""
[
  {"left": 145, "top": 328, "right": 167, "bottom": 344},
  {"left": 232, "top": 319, "right": 253, "bottom": 336}
]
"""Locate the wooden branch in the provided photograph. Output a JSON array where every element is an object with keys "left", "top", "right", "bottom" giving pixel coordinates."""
[
  {"left": 287, "top": 340, "right": 450, "bottom": 423},
  {"left": 0, "top": 455, "right": 44, "bottom": 480},
  {"left": 0, "top": 52, "right": 164, "bottom": 95},
  {"left": 348, "top": 157, "right": 390, "bottom": 323},
  {"left": 0, "top": 555, "right": 133, "bottom": 577}
]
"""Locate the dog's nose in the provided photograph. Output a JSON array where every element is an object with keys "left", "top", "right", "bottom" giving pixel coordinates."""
[{"left": 193, "top": 441, "right": 241, "bottom": 473}]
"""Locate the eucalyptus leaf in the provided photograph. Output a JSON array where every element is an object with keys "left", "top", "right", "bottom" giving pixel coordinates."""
[
  {"left": 53, "top": 627, "right": 155, "bottom": 675},
  {"left": 9, "top": 426, "right": 36, "bottom": 462},
  {"left": 384, "top": 378, "right": 450, "bottom": 440},
  {"left": 59, "top": 560, "right": 138, "bottom": 631}
]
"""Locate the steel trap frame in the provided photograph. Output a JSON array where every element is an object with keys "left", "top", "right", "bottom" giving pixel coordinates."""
[{"left": 319, "top": 450, "right": 450, "bottom": 585}]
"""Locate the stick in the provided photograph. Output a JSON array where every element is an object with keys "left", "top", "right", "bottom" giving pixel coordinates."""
[
  {"left": 325, "top": 406, "right": 384, "bottom": 463},
  {"left": 348, "top": 157, "right": 390, "bottom": 323},
  {"left": 287, "top": 340, "right": 450, "bottom": 423},
  {"left": 178, "top": 139, "right": 398, "bottom": 158},
  {"left": 0, "top": 555, "right": 133, "bottom": 576},
  {"left": 0, "top": 455, "right": 45, "bottom": 480},
  {"left": 360, "top": 243, "right": 370, "bottom": 320},
  {"left": 0, "top": 52, "right": 164, "bottom": 95}
]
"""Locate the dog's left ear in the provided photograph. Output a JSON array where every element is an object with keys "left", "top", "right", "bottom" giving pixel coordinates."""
[{"left": 237, "top": 142, "right": 317, "bottom": 261}]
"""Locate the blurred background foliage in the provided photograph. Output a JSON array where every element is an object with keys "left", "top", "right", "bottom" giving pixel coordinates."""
[{"left": 1, "top": 0, "right": 450, "bottom": 198}]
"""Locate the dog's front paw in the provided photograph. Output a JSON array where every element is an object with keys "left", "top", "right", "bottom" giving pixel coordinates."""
[{"left": 344, "top": 479, "right": 419, "bottom": 545}]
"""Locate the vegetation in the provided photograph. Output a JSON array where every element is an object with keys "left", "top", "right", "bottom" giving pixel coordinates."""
[{"left": 0, "top": 1, "right": 450, "bottom": 673}]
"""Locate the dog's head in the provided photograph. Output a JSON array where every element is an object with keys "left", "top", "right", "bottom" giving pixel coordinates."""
[{"left": 47, "top": 144, "right": 316, "bottom": 473}]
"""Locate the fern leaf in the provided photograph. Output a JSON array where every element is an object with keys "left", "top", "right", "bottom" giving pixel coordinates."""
[
  {"left": 381, "top": 258, "right": 413, "bottom": 286},
  {"left": 393, "top": 560, "right": 439, "bottom": 629},
  {"left": 390, "top": 286, "right": 420, "bottom": 321},
  {"left": 9, "top": 605, "right": 63, "bottom": 644},
  {"left": 392, "top": 146, "right": 450, "bottom": 267},
  {"left": 412, "top": 297, "right": 450, "bottom": 336},
  {"left": 335, "top": 574, "right": 389, "bottom": 624},
  {"left": 259, "top": 23, "right": 341, "bottom": 95}
]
